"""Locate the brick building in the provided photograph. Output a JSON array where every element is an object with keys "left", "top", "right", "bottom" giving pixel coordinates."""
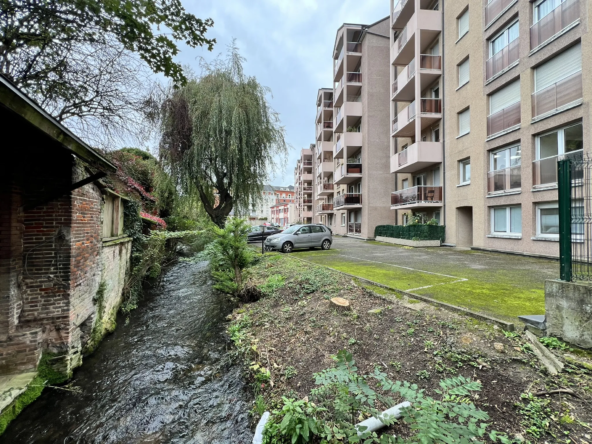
[{"left": 0, "top": 75, "right": 133, "bottom": 397}]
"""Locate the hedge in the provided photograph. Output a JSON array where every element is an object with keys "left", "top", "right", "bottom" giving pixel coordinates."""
[{"left": 374, "top": 225, "right": 445, "bottom": 242}]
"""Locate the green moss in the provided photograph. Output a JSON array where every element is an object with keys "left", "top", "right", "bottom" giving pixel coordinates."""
[{"left": 84, "top": 281, "right": 107, "bottom": 355}]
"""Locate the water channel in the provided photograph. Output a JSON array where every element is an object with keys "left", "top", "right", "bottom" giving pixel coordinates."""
[{"left": 1, "top": 261, "right": 254, "bottom": 443}]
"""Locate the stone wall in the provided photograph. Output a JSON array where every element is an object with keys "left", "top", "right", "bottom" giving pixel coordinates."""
[{"left": 545, "top": 279, "right": 592, "bottom": 349}]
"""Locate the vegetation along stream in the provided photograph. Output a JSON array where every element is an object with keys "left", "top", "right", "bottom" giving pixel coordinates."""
[{"left": 0, "top": 261, "right": 253, "bottom": 443}]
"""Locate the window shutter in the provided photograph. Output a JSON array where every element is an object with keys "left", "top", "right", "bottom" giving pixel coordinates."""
[
  {"left": 490, "top": 80, "right": 520, "bottom": 114},
  {"left": 459, "top": 59, "right": 469, "bottom": 86},
  {"left": 459, "top": 109, "right": 470, "bottom": 135},
  {"left": 535, "top": 43, "right": 582, "bottom": 92},
  {"left": 458, "top": 11, "right": 469, "bottom": 38}
]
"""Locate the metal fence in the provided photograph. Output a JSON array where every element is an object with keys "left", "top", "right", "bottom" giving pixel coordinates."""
[{"left": 558, "top": 157, "right": 592, "bottom": 281}]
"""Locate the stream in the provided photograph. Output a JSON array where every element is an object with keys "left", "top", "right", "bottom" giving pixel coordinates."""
[{"left": 1, "top": 261, "right": 254, "bottom": 443}]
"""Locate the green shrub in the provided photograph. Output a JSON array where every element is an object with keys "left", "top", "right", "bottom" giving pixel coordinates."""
[
  {"left": 263, "top": 397, "right": 325, "bottom": 444},
  {"left": 375, "top": 224, "right": 445, "bottom": 242}
]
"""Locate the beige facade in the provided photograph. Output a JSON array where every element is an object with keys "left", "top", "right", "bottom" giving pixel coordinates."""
[
  {"left": 390, "top": 0, "right": 444, "bottom": 227},
  {"left": 294, "top": 146, "right": 314, "bottom": 224},
  {"left": 442, "top": 0, "right": 591, "bottom": 257},
  {"left": 313, "top": 19, "right": 394, "bottom": 239}
]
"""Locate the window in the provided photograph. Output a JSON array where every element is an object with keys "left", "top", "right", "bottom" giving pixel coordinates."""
[
  {"left": 433, "top": 127, "right": 440, "bottom": 142},
  {"left": 489, "top": 80, "right": 520, "bottom": 116},
  {"left": 341, "top": 213, "right": 346, "bottom": 226},
  {"left": 489, "top": 145, "right": 521, "bottom": 192},
  {"left": 102, "top": 193, "right": 124, "bottom": 239},
  {"left": 489, "top": 21, "right": 519, "bottom": 58},
  {"left": 534, "top": 43, "right": 581, "bottom": 93},
  {"left": 491, "top": 206, "right": 522, "bottom": 236},
  {"left": 311, "top": 226, "right": 325, "bottom": 233},
  {"left": 458, "top": 59, "right": 469, "bottom": 87},
  {"left": 458, "top": 9, "right": 469, "bottom": 39},
  {"left": 536, "top": 203, "right": 559, "bottom": 238},
  {"left": 536, "top": 123, "right": 583, "bottom": 160},
  {"left": 459, "top": 159, "right": 471, "bottom": 184},
  {"left": 402, "top": 179, "right": 409, "bottom": 189},
  {"left": 534, "top": 0, "right": 566, "bottom": 23},
  {"left": 299, "top": 226, "right": 311, "bottom": 234},
  {"left": 458, "top": 108, "right": 470, "bottom": 136}
]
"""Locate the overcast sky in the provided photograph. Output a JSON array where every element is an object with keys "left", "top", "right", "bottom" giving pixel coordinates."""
[{"left": 172, "top": 0, "right": 389, "bottom": 187}]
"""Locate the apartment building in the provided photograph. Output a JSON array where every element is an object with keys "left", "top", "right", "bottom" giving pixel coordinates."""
[
  {"left": 328, "top": 19, "right": 395, "bottom": 238},
  {"left": 271, "top": 201, "right": 296, "bottom": 227},
  {"left": 314, "top": 88, "right": 336, "bottom": 227},
  {"left": 294, "top": 146, "right": 315, "bottom": 224},
  {"left": 390, "top": 0, "right": 445, "bottom": 226},
  {"left": 443, "top": 0, "right": 590, "bottom": 256}
]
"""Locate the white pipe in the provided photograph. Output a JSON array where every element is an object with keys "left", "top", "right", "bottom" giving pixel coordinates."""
[
  {"left": 356, "top": 401, "right": 411, "bottom": 436},
  {"left": 252, "top": 411, "right": 270, "bottom": 444}
]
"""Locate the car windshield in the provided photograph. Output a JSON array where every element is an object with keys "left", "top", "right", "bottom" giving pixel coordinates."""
[
  {"left": 250, "top": 227, "right": 263, "bottom": 233},
  {"left": 281, "top": 225, "right": 300, "bottom": 234}
]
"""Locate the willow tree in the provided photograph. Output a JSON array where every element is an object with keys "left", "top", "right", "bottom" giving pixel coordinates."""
[{"left": 159, "top": 47, "right": 287, "bottom": 227}]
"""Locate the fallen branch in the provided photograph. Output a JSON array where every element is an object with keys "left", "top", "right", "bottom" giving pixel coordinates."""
[{"left": 533, "top": 389, "right": 582, "bottom": 400}]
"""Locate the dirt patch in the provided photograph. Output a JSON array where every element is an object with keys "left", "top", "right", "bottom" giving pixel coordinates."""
[{"left": 230, "top": 254, "right": 592, "bottom": 443}]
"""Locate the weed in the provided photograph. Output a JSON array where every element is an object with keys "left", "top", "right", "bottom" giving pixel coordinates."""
[
  {"left": 416, "top": 370, "right": 431, "bottom": 380},
  {"left": 348, "top": 338, "right": 358, "bottom": 346},
  {"left": 540, "top": 337, "right": 570, "bottom": 351},
  {"left": 390, "top": 361, "right": 402, "bottom": 371},
  {"left": 503, "top": 330, "right": 520, "bottom": 340},
  {"left": 424, "top": 340, "right": 435, "bottom": 350},
  {"left": 407, "top": 328, "right": 415, "bottom": 336},
  {"left": 518, "top": 393, "right": 552, "bottom": 438},
  {"left": 284, "top": 366, "right": 298, "bottom": 380},
  {"left": 253, "top": 395, "right": 267, "bottom": 416},
  {"left": 260, "top": 274, "right": 285, "bottom": 296}
]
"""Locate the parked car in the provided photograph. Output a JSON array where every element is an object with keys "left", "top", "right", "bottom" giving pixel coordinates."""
[
  {"left": 247, "top": 225, "right": 281, "bottom": 242},
  {"left": 264, "top": 224, "right": 332, "bottom": 253}
]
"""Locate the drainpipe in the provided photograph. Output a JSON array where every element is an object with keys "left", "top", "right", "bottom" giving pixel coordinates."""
[{"left": 441, "top": 0, "right": 446, "bottom": 228}]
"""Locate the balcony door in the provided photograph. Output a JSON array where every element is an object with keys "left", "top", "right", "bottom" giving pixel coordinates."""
[{"left": 414, "top": 175, "right": 425, "bottom": 187}]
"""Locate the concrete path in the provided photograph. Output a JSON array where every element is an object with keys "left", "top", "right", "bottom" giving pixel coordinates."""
[{"left": 294, "top": 237, "right": 558, "bottom": 323}]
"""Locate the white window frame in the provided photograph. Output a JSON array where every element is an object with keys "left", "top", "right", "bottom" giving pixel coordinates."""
[
  {"left": 490, "top": 144, "right": 522, "bottom": 171},
  {"left": 458, "top": 58, "right": 469, "bottom": 88},
  {"left": 535, "top": 122, "right": 583, "bottom": 160},
  {"left": 341, "top": 213, "right": 346, "bottom": 226},
  {"left": 458, "top": 108, "right": 470, "bottom": 136},
  {"left": 459, "top": 158, "right": 471, "bottom": 185},
  {"left": 533, "top": 0, "right": 565, "bottom": 24},
  {"left": 536, "top": 202, "right": 559, "bottom": 239},
  {"left": 491, "top": 206, "right": 522, "bottom": 237},
  {"left": 488, "top": 20, "right": 519, "bottom": 58},
  {"left": 458, "top": 9, "right": 469, "bottom": 40}
]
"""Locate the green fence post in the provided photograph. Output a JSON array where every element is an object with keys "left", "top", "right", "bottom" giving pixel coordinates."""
[{"left": 558, "top": 159, "right": 572, "bottom": 281}]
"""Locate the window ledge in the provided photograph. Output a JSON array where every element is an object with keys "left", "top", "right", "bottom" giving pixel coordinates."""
[
  {"left": 486, "top": 190, "right": 521, "bottom": 198},
  {"left": 531, "top": 99, "right": 583, "bottom": 124},
  {"left": 531, "top": 236, "right": 559, "bottom": 242},
  {"left": 485, "top": 60, "right": 519, "bottom": 86},
  {"left": 456, "top": 81, "right": 469, "bottom": 92},
  {"left": 456, "top": 132, "right": 470, "bottom": 139},
  {"left": 529, "top": 20, "right": 580, "bottom": 57},
  {"left": 532, "top": 185, "right": 558, "bottom": 192},
  {"left": 102, "top": 236, "right": 133, "bottom": 247},
  {"left": 486, "top": 124, "right": 520, "bottom": 142},
  {"left": 455, "top": 32, "right": 468, "bottom": 44},
  {"left": 487, "top": 234, "right": 522, "bottom": 240},
  {"left": 484, "top": 0, "right": 518, "bottom": 31},
  {"left": 457, "top": 182, "right": 471, "bottom": 188}
]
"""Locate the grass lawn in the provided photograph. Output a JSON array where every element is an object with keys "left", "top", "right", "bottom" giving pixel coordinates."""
[{"left": 293, "top": 246, "right": 547, "bottom": 323}]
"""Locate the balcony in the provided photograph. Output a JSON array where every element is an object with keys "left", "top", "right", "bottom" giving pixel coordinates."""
[
  {"left": 303, "top": 198, "right": 313, "bottom": 205},
  {"left": 392, "top": 9, "right": 442, "bottom": 66},
  {"left": 487, "top": 101, "right": 520, "bottom": 138},
  {"left": 335, "top": 163, "right": 363, "bottom": 184},
  {"left": 347, "top": 72, "right": 362, "bottom": 83},
  {"left": 531, "top": 0, "right": 579, "bottom": 50},
  {"left": 392, "top": 58, "right": 416, "bottom": 101},
  {"left": 334, "top": 136, "right": 344, "bottom": 158},
  {"left": 532, "top": 71, "right": 582, "bottom": 119},
  {"left": 390, "top": 142, "right": 442, "bottom": 174},
  {"left": 317, "top": 203, "right": 334, "bottom": 213},
  {"left": 391, "top": 0, "right": 410, "bottom": 29},
  {"left": 317, "top": 141, "right": 333, "bottom": 156},
  {"left": 334, "top": 132, "right": 363, "bottom": 159},
  {"left": 485, "top": 0, "right": 514, "bottom": 27},
  {"left": 302, "top": 186, "right": 313, "bottom": 194},
  {"left": 347, "top": 222, "right": 362, "bottom": 235},
  {"left": 334, "top": 193, "right": 363, "bottom": 209},
  {"left": 317, "top": 160, "right": 333, "bottom": 176},
  {"left": 487, "top": 167, "right": 521, "bottom": 194},
  {"left": 486, "top": 39, "right": 519, "bottom": 81},
  {"left": 390, "top": 186, "right": 443, "bottom": 209},
  {"left": 318, "top": 183, "right": 334, "bottom": 196},
  {"left": 347, "top": 42, "right": 361, "bottom": 53},
  {"left": 302, "top": 173, "right": 313, "bottom": 182},
  {"left": 391, "top": 101, "right": 415, "bottom": 137},
  {"left": 533, "top": 150, "right": 583, "bottom": 187},
  {"left": 334, "top": 47, "right": 345, "bottom": 81},
  {"left": 323, "top": 121, "right": 333, "bottom": 130},
  {"left": 392, "top": 98, "right": 441, "bottom": 138},
  {"left": 302, "top": 211, "right": 313, "bottom": 219}
]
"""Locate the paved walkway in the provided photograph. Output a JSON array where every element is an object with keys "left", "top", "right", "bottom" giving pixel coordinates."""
[{"left": 294, "top": 237, "right": 558, "bottom": 323}]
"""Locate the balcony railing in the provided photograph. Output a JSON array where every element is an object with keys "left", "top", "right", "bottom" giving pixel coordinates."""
[
  {"left": 397, "top": 25, "right": 408, "bottom": 53},
  {"left": 531, "top": 0, "right": 579, "bottom": 49},
  {"left": 347, "top": 42, "right": 361, "bottom": 52},
  {"left": 335, "top": 137, "right": 343, "bottom": 156},
  {"left": 421, "top": 98, "right": 441, "bottom": 114},
  {"left": 347, "top": 72, "right": 362, "bottom": 83},
  {"left": 392, "top": 0, "right": 408, "bottom": 24},
  {"left": 392, "top": 80, "right": 398, "bottom": 96},
  {"left": 346, "top": 163, "right": 362, "bottom": 174},
  {"left": 392, "top": 117, "right": 398, "bottom": 134},
  {"left": 335, "top": 194, "right": 362, "bottom": 208},
  {"left": 420, "top": 55, "right": 441, "bottom": 70},
  {"left": 323, "top": 100, "right": 332, "bottom": 108},
  {"left": 398, "top": 148, "right": 408, "bottom": 166},
  {"left": 532, "top": 71, "right": 582, "bottom": 118},
  {"left": 487, "top": 101, "right": 520, "bottom": 137},
  {"left": 487, "top": 166, "right": 521, "bottom": 193},
  {"left": 335, "top": 47, "right": 344, "bottom": 69},
  {"left": 302, "top": 186, "right": 313, "bottom": 192},
  {"left": 302, "top": 160, "right": 313, "bottom": 167},
  {"left": 485, "top": 0, "right": 514, "bottom": 27},
  {"left": 323, "top": 121, "right": 333, "bottom": 129},
  {"left": 348, "top": 222, "right": 362, "bottom": 235},
  {"left": 303, "top": 199, "right": 313, "bottom": 204},
  {"left": 320, "top": 183, "right": 334, "bottom": 192},
  {"left": 335, "top": 107, "right": 343, "bottom": 125},
  {"left": 533, "top": 150, "right": 583, "bottom": 186},
  {"left": 486, "top": 39, "right": 519, "bottom": 80},
  {"left": 391, "top": 186, "right": 443, "bottom": 206},
  {"left": 318, "top": 204, "right": 334, "bottom": 212}
]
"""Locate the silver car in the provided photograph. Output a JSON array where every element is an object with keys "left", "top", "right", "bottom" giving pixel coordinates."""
[{"left": 264, "top": 224, "right": 332, "bottom": 253}]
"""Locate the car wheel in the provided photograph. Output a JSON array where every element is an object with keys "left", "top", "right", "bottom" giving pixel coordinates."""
[
  {"left": 321, "top": 240, "right": 331, "bottom": 250},
  {"left": 282, "top": 242, "right": 294, "bottom": 253}
]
